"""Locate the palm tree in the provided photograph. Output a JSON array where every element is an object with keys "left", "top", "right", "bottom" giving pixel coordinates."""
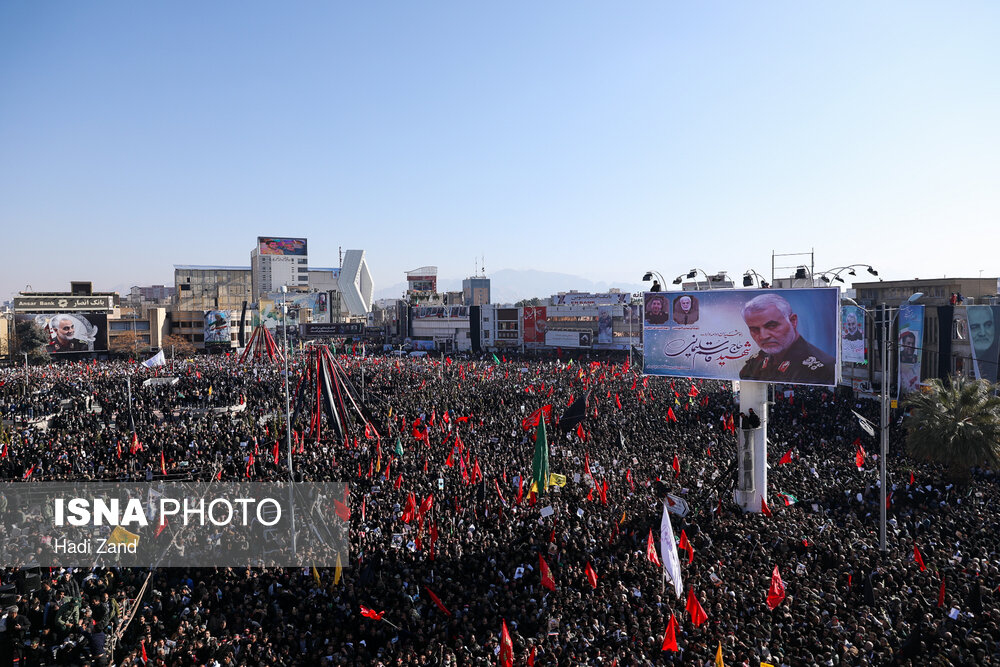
[{"left": 903, "top": 375, "right": 1000, "bottom": 482}]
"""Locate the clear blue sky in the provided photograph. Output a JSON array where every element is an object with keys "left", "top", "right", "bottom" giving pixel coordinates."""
[{"left": 2, "top": 1, "right": 998, "bottom": 300}]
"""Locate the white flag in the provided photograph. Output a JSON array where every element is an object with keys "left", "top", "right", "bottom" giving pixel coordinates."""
[
  {"left": 660, "top": 501, "right": 683, "bottom": 599},
  {"left": 142, "top": 350, "right": 166, "bottom": 368},
  {"left": 852, "top": 410, "right": 876, "bottom": 438}
]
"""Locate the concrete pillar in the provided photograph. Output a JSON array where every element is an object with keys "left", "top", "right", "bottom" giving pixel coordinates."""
[{"left": 736, "top": 382, "right": 769, "bottom": 512}]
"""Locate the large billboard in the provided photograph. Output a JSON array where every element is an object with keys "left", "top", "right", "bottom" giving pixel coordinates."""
[
  {"left": 300, "top": 323, "right": 364, "bottom": 338},
  {"left": 551, "top": 292, "right": 630, "bottom": 306},
  {"left": 643, "top": 288, "right": 839, "bottom": 386},
  {"left": 897, "top": 304, "right": 924, "bottom": 396},
  {"left": 545, "top": 330, "right": 592, "bottom": 348},
  {"left": 968, "top": 305, "right": 1000, "bottom": 383},
  {"left": 17, "top": 313, "right": 109, "bottom": 354},
  {"left": 204, "top": 311, "right": 232, "bottom": 347},
  {"left": 258, "top": 237, "right": 307, "bottom": 256},
  {"left": 841, "top": 305, "right": 866, "bottom": 363},
  {"left": 523, "top": 306, "right": 547, "bottom": 343},
  {"left": 598, "top": 305, "right": 613, "bottom": 344}
]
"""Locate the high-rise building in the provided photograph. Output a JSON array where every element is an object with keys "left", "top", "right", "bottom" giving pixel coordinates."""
[
  {"left": 462, "top": 276, "right": 491, "bottom": 306},
  {"left": 251, "top": 236, "right": 310, "bottom": 298}
]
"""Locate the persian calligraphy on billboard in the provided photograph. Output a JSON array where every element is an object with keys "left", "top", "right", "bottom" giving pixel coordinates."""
[{"left": 642, "top": 288, "right": 839, "bottom": 387}]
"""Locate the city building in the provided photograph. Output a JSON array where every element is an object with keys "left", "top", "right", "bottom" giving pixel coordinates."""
[
  {"left": 847, "top": 277, "right": 1000, "bottom": 391},
  {"left": 462, "top": 276, "right": 491, "bottom": 306},
  {"left": 405, "top": 266, "right": 439, "bottom": 305},
  {"left": 127, "top": 285, "right": 175, "bottom": 313},
  {"left": 250, "top": 236, "right": 310, "bottom": 299},
  {"left": 339, "top": 249, "right": 374, "bottom": 317},
  {"left": 174, "top": 266, "right": 253, "bottom": 312}
]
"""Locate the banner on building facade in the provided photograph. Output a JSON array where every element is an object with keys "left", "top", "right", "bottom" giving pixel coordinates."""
[
  {"left": 897, "top": 304, "right": 924, "bottom": 396},
  {"left": 841, "top": 305, "right": 866, "bottom": 363}
]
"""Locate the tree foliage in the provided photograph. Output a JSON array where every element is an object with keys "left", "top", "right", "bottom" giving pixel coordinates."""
[
  {"left": 14, "top": 320, "right": 50, "bottom": 363},
  {"left": 903, "top": 375, "right": 1000, "bottom": 481},
  {"left": 515, "top": 297, "right": 543, "bottom": 307},
  {"left": 110, "top": 330, "right": 147, "bottom": 359},
  {"left": 161, "top": 334, "right": 196, "bottom": 358}
]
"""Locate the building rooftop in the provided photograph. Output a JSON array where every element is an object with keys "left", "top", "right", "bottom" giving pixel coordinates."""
[{"left": 173, "top": 265, "right": 251, "bottom": 271}]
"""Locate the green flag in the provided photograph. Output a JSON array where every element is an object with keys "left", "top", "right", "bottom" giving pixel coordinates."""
[
  {"left": 492, "top": 353, "right": 501, "bottom": 364},
  {"left": 531, "top": 416, "right": 550, "bottom": 494},
  {"left": 395, "top": 437, "right": 404, "bottom": 457}
]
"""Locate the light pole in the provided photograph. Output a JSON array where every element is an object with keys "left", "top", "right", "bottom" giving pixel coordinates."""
[
  {"left": 817, "top": 265, "right": 879, "bottom": 285},
  {"left": 280, "top": 286, "right": 297, "bottom": 555},
  {"left": 672, "top": 268, "right": 721, "bottom": 290},
  {"left": 741, "top": 270, "right": 771, "bottom": 289},
  {"left": 843, "top": 292, "right": 923, "bottom": 553},
  {"left": 642, "top": 271, "right": 666, "bottom": 293}
]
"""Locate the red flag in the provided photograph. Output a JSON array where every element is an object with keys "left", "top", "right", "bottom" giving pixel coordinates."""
[
  {"left": 626, "top": 469, "right": 634, "bottom": 492},
  {"left": 515, "top": 476, "right": 524, "bottom": 505},
  {"left": 402, "top": 492, "right": 417, "bottom": 523},
  {"left": 499, "top": 620, "right": 514, "bottom": 667},
  {"left": 215, "top": 468, "right": 222, "bottom": 481},
  {"left": 855, "top": 439, "right": 865, "bottom": 468},
  {"left": 672, "top": 454, "right": 680, "bottom": 477},
  {"left": 394, "top": 473, "right": 403, "bottom": 489},
  {"left": 646, "top": 529, "right": 661, "bottom": 567},
  {"left": 576, "top": 423, "right": 586, "bottom": 441},
  {"left": 678, "top": 530, "right": 693, "bottom": 564},
  {"left": 778, "top": 450, "right": 793, "bottom": 465},
  {"left": 766, "top": 565, "right": 786, "bottom": 610},
  {"left": 23, "top": 463, "right": 36, "bottom": 480},
  {"left": 539, "top": 554, "right": 556, "bottom": 591},
  {"left": 419, "top": 493, "right": 434, "bottom": 516},
  {"left": 910, "top": 470, "right": 915, "bottom": 485},
  {"left": 273, "top": 441, "right": 280, "bottom": 466},
  {"left": 155, "top": 516, "right": 168, "bottom": 538},
  {"left": 937, "top": 574, "right": 946, "bottom": 607},
  {"left": 914, "top": 543, "right": 926, "bottom": 571},
  {"left": 359, "top": 605, "right": 385, "bottom": 620},
  {"left": 585, "top": 561, "right": 598, "bottom": 589},
  {"left": 425, "top": 586, "right": 451, "bottom": 615},
  {"left": 528, "top": 646, "right": 536, "bottom": 666},
  {"left": 615, "top": 393, "right": 622, "bottom": 410},
  {"left": 685, "top": 588, "right": 708, "bottom": 627},
  {"left": 141, "top": 640, "right": 148, "bottom": 662},
  {"left": 661, "top": 613, "right": 679, "bottom": 651},
  {"left": 494, "top": 478, "right": 506, "bottom": 505},
  {"left": 333, "top": 498, "right": 351, "bottom": 521},
  {"left": 245, "top": 453, "right": 254, "bottom": 478},
  {"left": 160, "top": 451, "right": 167, "bottom": 476},
  {"left": 666, "top": 407, "right": 677, "bottom": 423},
  {"left": 445, "top": 449, "right": 454, "bottom": 467},
  {"left": 114, "top": 440, "right": 119, "bottom": 460},
  {"left": 687, "top": 384, "right": 699, "bottom": 397}
]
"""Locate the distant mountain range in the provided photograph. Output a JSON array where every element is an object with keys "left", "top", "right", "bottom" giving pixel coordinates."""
[{"left": 374, "top": 268, "right": 646, "bottom": 304}]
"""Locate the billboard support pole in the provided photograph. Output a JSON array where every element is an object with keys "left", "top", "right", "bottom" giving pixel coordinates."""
[{"left": 737, "top": 382, "right": 769, "bottom": 512}]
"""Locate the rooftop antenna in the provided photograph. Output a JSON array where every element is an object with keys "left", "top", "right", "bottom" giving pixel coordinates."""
[{"left": 339, "top": 246, "right": 342, "bottom": 269}]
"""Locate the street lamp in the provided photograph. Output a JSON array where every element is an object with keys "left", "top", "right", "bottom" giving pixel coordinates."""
[
  {"left": 843, "top": 291, "right": 923, "bottom": 553},
  {"left": 818, "top": 265, "right": 879, "bottom": 284},
  {"left": 742, "top": 270, "right": 770, "bottom": 289},
  {"left": 673, "top": 268, "right": 720, "bottom": 290},
  {"left": 642, "top": 271, "right": 666, "bottom": 293}
]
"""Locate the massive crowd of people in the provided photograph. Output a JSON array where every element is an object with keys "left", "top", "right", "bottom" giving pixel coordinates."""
[{"left": 0, "top": 348, "right": 996, "bottom": 666}]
